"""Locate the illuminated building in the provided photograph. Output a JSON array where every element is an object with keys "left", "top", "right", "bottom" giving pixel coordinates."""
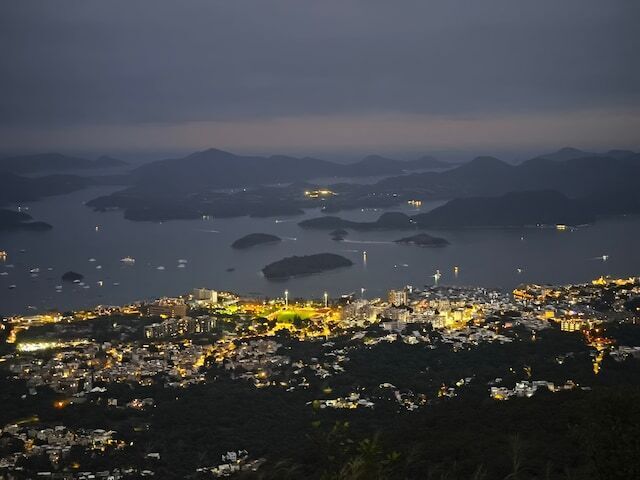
[
  {"left": 144, "top": 316, "right": 217, "bottom": 338},
  {"left": 304, "top": 189, "right": 336, "bottom": 198},
  {"left": 147, "top": 300, "right": 188, "bottom": 318},
  {"left": 560, "top": 317, "right": 591, "bottom": 332},
  {"left": 388, "top": 289, "right": 408, "bottom": 306},
  {"left": 193, "top": 287, "right": 218, "bottom": 303}
]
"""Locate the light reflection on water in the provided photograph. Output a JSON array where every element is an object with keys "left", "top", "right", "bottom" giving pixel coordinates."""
[{"left": 1, "top": 186, "right": 639, "bottom": 315}]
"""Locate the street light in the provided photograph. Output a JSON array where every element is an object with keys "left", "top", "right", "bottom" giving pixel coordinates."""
[
  {"left": 323, "top": 291, "right": 328, "bottom": 308},
  {"left": 284, "top": 290, "right": 289, "bottom": 307}
]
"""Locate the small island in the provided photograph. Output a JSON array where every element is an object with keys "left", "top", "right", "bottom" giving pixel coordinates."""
[
  {"left": 330, "top": 229, "right": 348, "bottom": 241},
  {"left": 262, "top": 253, "right": 353, "bottom": 279},
  {"left": 231, "top": 233, "right": 282, "bottom": 249},
  {"left": 394, "top": 233, "right": 449, "bottom": 247},
  {"left": 61, "top": 271, "right": 84, "bottom": 282}
]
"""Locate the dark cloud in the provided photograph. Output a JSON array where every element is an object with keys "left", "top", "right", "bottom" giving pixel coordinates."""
[{"left": 0, "top": 1, "right": 638, "bottom": 151}]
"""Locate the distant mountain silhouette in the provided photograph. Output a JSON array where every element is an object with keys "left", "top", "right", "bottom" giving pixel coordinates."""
[
  {"left": 130, "top": 148, "right": 451, "bottom": 192},
  {"left": 0, "top": 172, "right": 92, "bottom": 206},
  {"left": 375, "top": 150, "right": 640, "bottom": 198},
  {"left": 0, "top": 153, "right": 127, "bottom": 174},
  {"left": 531, "top": 147, "right": 594, "bottom": 162},
  {"left": 87, "top": 147, "right": 640, "bottom": 223}
]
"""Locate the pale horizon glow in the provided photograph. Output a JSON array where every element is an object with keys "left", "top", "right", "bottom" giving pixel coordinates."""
[{"left": 1, "top": 108, "right": 639, "bottom": 156}]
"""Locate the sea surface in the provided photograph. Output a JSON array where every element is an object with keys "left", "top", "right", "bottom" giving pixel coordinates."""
[{"left": 1, "top": 186, "right": 639, "bottom": 315}]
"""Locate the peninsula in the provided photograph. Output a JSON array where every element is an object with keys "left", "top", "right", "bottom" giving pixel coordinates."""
[{"left": 231, "top": 233, "right": 281, "bottom": 249}]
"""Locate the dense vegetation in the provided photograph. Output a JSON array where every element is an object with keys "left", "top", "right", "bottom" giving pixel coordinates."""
[{"left": 3, "top": 320, "right": 640, "bottom": 479}]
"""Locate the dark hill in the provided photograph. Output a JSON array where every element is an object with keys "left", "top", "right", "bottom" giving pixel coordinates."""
[
  {"left": 0, "top": 153, "right": 127, "bottom": 174},
  {"left": 0, "top": 172, "right": 92, "bottom": 206},
  {"left": 130, "top": 148, "right": 450, "bottom": 192},
  {"left": 375, "top": 152, "right": 640, "bottom": 199}
]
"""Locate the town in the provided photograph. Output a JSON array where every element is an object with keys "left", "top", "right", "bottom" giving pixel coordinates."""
[{"left": 1, "top": 276, "right": 639, "bottom": 478}]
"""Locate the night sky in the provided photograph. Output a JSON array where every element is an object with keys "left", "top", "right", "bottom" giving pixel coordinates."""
[{"left": 1, "top": 1, "right": 638, "bottom": 156}]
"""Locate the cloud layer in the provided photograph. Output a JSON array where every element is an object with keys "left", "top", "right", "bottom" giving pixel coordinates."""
[{"left": 1, "top": 0, "right": 638, "bottom": 152}]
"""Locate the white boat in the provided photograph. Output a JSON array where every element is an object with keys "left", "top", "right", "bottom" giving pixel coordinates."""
[
  {"left": 177, "top": 263, "right": 186, "bottom": 268},
  {"left": 8, "top": 284, "right": 16, "bottom": 289},
  {"left": 30, "top": 268, "right": 40, "bottom": 273},
  {"left": 88, "top": 258, "right": 96, "bottom": 262},
  {"left": 157, "top": 266, "right": 165, "bottom": 271},
  {"left": 178, "top": 259, "right": 188, "bottom": 264},
  {"left": 121, "top": 257, "right": 136, "bottom": 264}
]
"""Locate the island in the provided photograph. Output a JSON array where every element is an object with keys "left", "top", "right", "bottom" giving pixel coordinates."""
[
  {"left": 61, "top": 271, "right": 84, "bottom": 282},
  {"left": 262, "top": 253, "right": 353, "bottom": 279},
  {"left": 231, "top": 233, "right": 282, "bottom": 249},
  {"left": 0, "top": 209, "right": 53, "bottom": 232},
  {"left": 330, "top": 229, "right": 348, "bottom": 241},
  {"left": 394, "top": 233, "right": 449, "bottom": 247}
]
